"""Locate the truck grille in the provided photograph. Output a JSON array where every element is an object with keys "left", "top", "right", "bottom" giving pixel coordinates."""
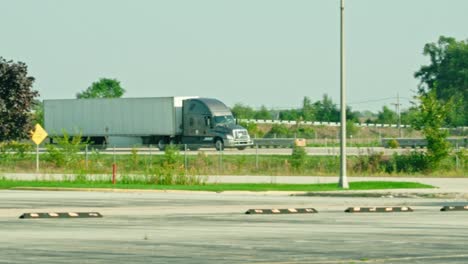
[{"left": 234, "top": 130, "right": 249, "bottom": 139}]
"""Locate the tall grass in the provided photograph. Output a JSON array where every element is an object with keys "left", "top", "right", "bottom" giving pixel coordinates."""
[{"left": 1, "top": 149, "right": 465, "bottom": 177}]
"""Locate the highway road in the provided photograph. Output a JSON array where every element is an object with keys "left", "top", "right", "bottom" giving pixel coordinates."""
[
  {"left": 1, "top": 189, "right": 467, "bottom": 263},
  {"left": 63, "top": 146, "right": 413, "bottom": 156}
]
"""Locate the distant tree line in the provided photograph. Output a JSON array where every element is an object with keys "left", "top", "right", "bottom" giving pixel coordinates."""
[
  {"left": 231, "top": 94, "right": 353, "bottom": 123},
  {"left": 231, "top": 95, "right": 421, "bottom": 126}
]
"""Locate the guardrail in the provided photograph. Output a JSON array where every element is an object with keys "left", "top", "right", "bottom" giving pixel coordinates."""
[
  {"left": 240, "top": 119, "right": 468, "bottom": 131},
  {"left": 240, "top": 119, "right": 410, "bottom": 128},
  {"left": 252, "top": 138, "right": 296, "bottom": 148},
  {"left": 381, "top": 138, "right": 467, "bottom": 148}
]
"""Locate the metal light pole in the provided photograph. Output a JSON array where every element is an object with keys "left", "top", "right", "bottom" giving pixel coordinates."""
[{"left": 339, "top": 0, "right": 349, "bottom": 189}]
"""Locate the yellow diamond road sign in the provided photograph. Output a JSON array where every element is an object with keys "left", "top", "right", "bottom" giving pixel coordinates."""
[{"left": 31, "top": 124, "right": 48, "bottom": 145}]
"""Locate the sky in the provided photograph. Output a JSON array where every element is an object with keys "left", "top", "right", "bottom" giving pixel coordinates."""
[{"left": 1, "top": 0, "right": 467, "bottom": 112}]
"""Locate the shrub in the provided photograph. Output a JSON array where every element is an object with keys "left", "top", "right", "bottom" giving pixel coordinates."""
[
  {"left": 239, "top": 121, "right": 264, "bottom": 138},
  {"left": 453, "top": 149, "right": 467, "bottom": 171},
  {"left": 163, "top": 144, "right": 182, "bottom": 166},
  {"left": 295, "top": 126, "right": 315, "bottom": 139},
  {"left": 0, "top": 141, "right": 33, "bottom": 159},
  {"left": 140, "top": 144, "right": 206, "bottom": 185},
  {"left": 44, "top": 132, "right": 88, "bottom": 168},
  {"left": 353, "top": 152, "right": 385, "bottom": 174},
  {"left": 386, "top": 152, "right": 430, "bottom": 173},
  {"left": 412, "top": 90, "right": 452, "bottom": 170},
  {"left": 387, "top": 139, "right": 400, "bottom": 149},
  {"left": 290, "top": 145, "right": 307, "bottom": 170},
  {"left": 346, "top": 122, "right": 358, "bottom": 138},
  {"left": 265, "top": 124, "right": 291, "bottom": 138},
  {"left": 130, "top": 146, "right": 139, "bottom": 169}
]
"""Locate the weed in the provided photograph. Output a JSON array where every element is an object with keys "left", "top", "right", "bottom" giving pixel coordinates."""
[
  {"left": 44, "top": 131, "right": 88, "bottom": 168},
  {"left": 291, "top": 145, "right": 307, "bottom": 171}
]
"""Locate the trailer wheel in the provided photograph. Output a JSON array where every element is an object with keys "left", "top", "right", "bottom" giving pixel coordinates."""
[
  {"left": 188, "top": 145, "right": 200, "bottom": 151},
  {"left": 215, "top": 138, "right": 224, "bottom": 151},
  {"left": 236, "top": 146, "right": 246, "bottom": 150},
  {"left": 157, "top": 138, "right": 167, "bottom": 151},
  {"left": 169, "top": 138, "right": 177, "bottom": 146}
]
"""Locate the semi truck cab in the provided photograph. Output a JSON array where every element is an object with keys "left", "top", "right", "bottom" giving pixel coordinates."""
[{"left": 182, "top": 98, "right": 253, "bottom": 150}]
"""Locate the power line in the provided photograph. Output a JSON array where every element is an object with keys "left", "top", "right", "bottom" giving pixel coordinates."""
[
  {"left": 236, "top": 96, "right": 416, "bottom": 110},
  {"left": 348, "top": 96, "right": 412, "bottom": 105}
]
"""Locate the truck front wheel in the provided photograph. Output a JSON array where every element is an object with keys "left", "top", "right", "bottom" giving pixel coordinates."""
[
  {"left": 215, "top": 139, "right": 224, "bottom": 151},
  {"left": 157, "top": 138, "right": 167, "bottom": 151}
]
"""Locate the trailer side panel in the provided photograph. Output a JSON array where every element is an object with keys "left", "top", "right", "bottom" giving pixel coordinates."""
[{"left": 44, "top": 97, "right": 190, "bottom": 136}]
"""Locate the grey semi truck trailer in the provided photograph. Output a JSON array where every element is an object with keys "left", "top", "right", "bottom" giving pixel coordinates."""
[{"left": 44, "top": 96, "right": 253, "bottom": 150}]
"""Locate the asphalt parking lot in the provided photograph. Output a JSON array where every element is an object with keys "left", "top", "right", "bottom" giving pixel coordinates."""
[{"left": 0, "top": 190, "right": 467, "bottom": 264}]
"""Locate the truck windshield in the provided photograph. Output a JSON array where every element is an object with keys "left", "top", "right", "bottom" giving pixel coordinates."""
[{"left": 213, "top": 115, "right": 235, "bottom": 125}]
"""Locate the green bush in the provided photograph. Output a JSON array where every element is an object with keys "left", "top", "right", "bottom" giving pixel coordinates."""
[
  {"left": 295, "top": 126, "right": 315, "bottom": 139},
  {"left": 0, "top": 141, "right": 33, "bottom": 159},
  {"left": 412, "top": 90, "right": 452, "bottom": 170},
  {"left": 139, "top": 144, "right": 206, "bottom": 185},
  {"left": 290, "top": 146, "right": 307, "bottom": 171},
  {"left": 265, "top": 124, "right": 291, "bottom": 138},
  {"left": 44, "top": 132, "right": 88, "bottom": 168},
  {"left": 130, "top": 146, "right": 139, "bottom": 169},
  {"left": 386, "top": 152, "right": 430, "bottom": 173},
  {"left": 163, "top": 144, "right": 182, "bottom": 165},
  {"left": 346, "top": 122, "right": 358, "bottom": 138},
  {"left": 453, "top": 149, "right": 467, "bottom": 172},
  {"left": 306, "top": 156, "right": 339, "bottom": 174},
  {"left": 239, "top": 121, "right": 264, "bottom": 138},
  {"left": 387, "top": 139, "right": 400, "bottom": 149},
  {"left": 0, "top": 141, "right": 34, "bottom": 170},
  {"left": 353, "top": 152, "right": 385, "bottom": 174}
]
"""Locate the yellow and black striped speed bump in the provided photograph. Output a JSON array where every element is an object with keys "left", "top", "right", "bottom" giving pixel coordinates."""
[
  {"left": 245, "top": 208, "right": 318, "bottom": 214},
  {"left": 345, "top": 207, "right": 413, "bottom": 213},
  {"left": 19, "top": 212, "right": 103, "bottom": 219},
  {"left": 440, "top": 205, "right": 468, "bottom": 212}
]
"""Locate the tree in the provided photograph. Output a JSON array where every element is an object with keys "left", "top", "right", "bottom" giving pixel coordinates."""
[
  {"left": 279, "top": 109, "right": 301, "bottom": 121},
  {"left": 346, "top": 106, "right": 359, "bottom": 122},
  {"left": 314, "top": 94, "right": 340, "bottom": 122},
  {"left": 266, "top": 124, "right": 290, "bottom": 138},
  {"left": 412, "top": 89, "right": 452, "bottom": 169},
  {"left": 400, "top": 107, "right": 419, "bottom": 125},
  {"left": 301, "top": 96, "right": 315, "bottom": 121},
  {"left": 231, "top": 103, "right": 255, "bottom": 119},
  {"left": 0, "top": 57, "right": 39, "bottom": 141},
  {"left": 414, "top": 36, "right": 468, "bottom": 126},
  {"left": 376, "top": 106, "right": 397, "bottom": 124},
  {"left": 31, "top": 99, "right": 44, "bottom": 126},
  {"left": 254, "top": 105, "right": 272, "bottom": 120},
  {"left": 76, "top": 78, "right": 125, "bottom": 99}
]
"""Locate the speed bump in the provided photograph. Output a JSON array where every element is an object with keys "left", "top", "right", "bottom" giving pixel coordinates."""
[
  {"left": 19, "top": 212, "right": 103, "bottom": 219},
  {"left": 245, "top": 208, "right": 318, "bottom": 214},
  {"left": 345, "top": 207, "right": 413, "bottom": 213},
  {"left": 440, "top": 205, "right": 468, "bottom": 212}
]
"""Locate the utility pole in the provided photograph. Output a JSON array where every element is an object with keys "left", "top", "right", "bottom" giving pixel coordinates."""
[
  {"left": 392, "top": 93, "right": 402, "bottom": 138},
  {"left": 339, "top": 0, "right": 349, "bottom": 189}
]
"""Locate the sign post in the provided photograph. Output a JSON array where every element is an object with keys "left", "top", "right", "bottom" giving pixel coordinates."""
[{"left": 30, "top": 124, "right": 48, "bottom": 172}]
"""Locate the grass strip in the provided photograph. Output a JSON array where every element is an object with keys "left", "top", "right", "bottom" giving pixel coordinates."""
[{"left": 0, "top": 180, "right": 433, "bottom": 192}]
